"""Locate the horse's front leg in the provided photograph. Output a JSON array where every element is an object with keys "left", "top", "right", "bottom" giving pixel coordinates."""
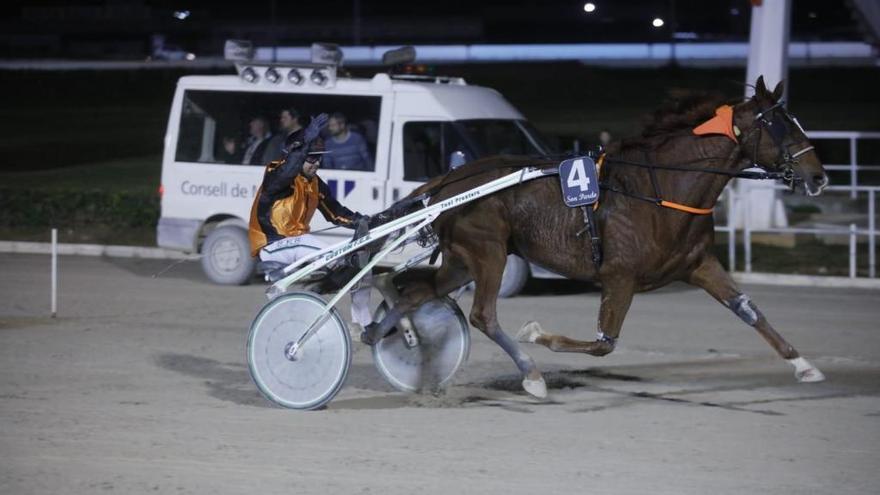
[
  {"left": 517, "top": 278, "right": 635, "bottom": 356},
  {"left": 688, "top": 256, "right": 825, "bottom": 382}
]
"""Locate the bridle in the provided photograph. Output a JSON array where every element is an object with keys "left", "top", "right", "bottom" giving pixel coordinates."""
[
  {"left": 744, "top": 99, "right": 815, "bottom": 190},
  {"left": 379, "top": 98, "right": 821, "bottom": 221},
  {"left": 597, "top": 97, "right": 820, "bottom": 214}
]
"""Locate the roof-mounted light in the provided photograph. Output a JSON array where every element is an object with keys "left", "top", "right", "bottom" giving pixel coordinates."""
[
  {"left": 382, "top": 46, "right": 417, "bottom": 66},
  {"left": 241, "top": 67, "right": 259, "bottom": 83},
  {"left": 224, "top": 39, "right": 254, "bottom": 62},
  {"left": 265, "top": 67, "right": 281, "bottom": 84},
  {"left": 310, "top": 69, "right": 327, "bottom": 86},
  {"left": 311, "top": 42, "right": 343, "bottom": 66},
  {"left": 287, "top": 68, "right": 304, "bottom": 85}
]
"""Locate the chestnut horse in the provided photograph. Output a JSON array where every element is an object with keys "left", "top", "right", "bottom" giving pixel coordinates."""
[{"left": 365, "top": 77, "right": 829, "bottom": 398}]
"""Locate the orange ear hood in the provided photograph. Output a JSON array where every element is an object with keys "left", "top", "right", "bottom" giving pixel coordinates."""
[{"left": 693, "top": 105, "right": 738, "bottom": 143}]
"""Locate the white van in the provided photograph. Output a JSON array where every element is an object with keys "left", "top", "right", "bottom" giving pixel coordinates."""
[{"left": 157, "top": 45, "right": 561, "bottom": 295}]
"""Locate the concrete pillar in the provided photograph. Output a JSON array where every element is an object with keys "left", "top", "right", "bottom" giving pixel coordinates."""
[{"left": 737, "top": 0, "right": 791, "bottom": 230}]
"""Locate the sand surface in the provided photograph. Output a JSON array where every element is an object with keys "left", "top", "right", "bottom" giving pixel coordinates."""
[{"left": 1, "top": 254, "right": 878, "bottom": 494}]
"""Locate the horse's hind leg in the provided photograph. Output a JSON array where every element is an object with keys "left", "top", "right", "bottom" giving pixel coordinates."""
[
  {"left": 517, "top": 277, "right": 634, "bottom": 357},
  {"left": 465, "top": 247, "right": 548, "bottom": 399},
  {"left": 361, "top": 257, "right": 471, "bottom": 345},
  {"left": 688, "top": 256, "right": 825, "bottom": 382}
]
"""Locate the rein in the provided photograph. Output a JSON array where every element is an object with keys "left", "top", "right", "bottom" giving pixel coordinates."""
[
  {"left": 599, "top": 99, "right": 814, "bottom": 216},
  {"left": 599, "top": 153, "right": 787, "bottom": 216},
  {"left": 601, "top": 156, "right": 786, "bottom": 180}
]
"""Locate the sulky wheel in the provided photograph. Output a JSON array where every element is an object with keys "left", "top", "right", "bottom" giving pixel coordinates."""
[
  {"left": 372, "top": 297, "right": 470, "bottom": 393},
  {"left": 247, "top": 291, "right": 352, "bottom": 410}
]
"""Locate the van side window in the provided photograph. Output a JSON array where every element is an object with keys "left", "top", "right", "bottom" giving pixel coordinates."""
[
  {"left": 455, "top": 120, "right": 535, "bottom": 156},
  {"left": 404, "top": 121, "right": 481, "bottom": 180},
  {"left": 174, "top": 90, "right": 381, "bottom": 169},
  {"left": 176, "top": 98, "right": 209, "bottom": 163},
  {"left": 403, "top": 122, "right": 443, "bottom": 181}
]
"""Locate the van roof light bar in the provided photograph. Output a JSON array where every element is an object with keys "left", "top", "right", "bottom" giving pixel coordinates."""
[
  {"left": 311, "top": 42, "right": 343, "bottom": 66},
  {"left": 224, "top": 39, "right": 254, "bottom": 61},
  {"left": 382, "top": 46, "right": 417, "bottom": 66}
]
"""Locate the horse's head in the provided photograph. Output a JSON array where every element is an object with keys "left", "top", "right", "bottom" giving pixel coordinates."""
[{"left": 738, "top": 76, "right": 829, "bottom": 196}]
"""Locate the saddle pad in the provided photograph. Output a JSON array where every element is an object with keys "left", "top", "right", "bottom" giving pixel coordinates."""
[{"left": 558, "top": 156, "right": 600, "bottom": 207}]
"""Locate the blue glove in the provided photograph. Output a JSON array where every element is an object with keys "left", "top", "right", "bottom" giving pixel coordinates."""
[{"left": 303, "top": 113, "right": 329, "bottom": 143}]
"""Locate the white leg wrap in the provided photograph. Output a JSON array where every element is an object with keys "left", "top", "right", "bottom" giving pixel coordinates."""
[
  {"left": 787, "top": 357, "right": 826, "bottom": 383},
  {"left": 516, "top": 321, "right": 546, "bottom": 343},
  {"left": 522, "top": 376, "right": 548, "bottom": 399}
]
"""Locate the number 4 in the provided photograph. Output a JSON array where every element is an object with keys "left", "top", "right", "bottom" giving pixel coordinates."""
[{"left": 566, "top": 159, "right": 590, "bottom": 191}]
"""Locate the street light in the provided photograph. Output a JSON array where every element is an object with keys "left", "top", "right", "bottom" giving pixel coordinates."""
[
  {"left": 583, "top": 2, "right": 596, "bottom": 13},
  {"left": 652, "top": 17, "right": 665, "bottom": 28}
]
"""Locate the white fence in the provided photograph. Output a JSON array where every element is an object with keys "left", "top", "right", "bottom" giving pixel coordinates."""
[
  {"left": 716, "top": 131, "right": 880, "bottom": 280},
  {"left": 809, "top": 131, "right": 880, "bottom": 199},
  {"left": 717, "top": 185, "right": 878, "bottom": 279}
]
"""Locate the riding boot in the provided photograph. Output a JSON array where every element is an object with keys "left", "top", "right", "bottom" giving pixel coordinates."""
[
  {"left": 313, "top": 250, "right": 368, "bottom": 294},
  {"left": 361, "top": 306, "right": 404, "bottom": 345}
]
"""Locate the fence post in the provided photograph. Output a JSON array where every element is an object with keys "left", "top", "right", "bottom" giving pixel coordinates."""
[
  {"left": 727, "top": 189, "right": 736, "bottom": 272},
  {"left": 849, "top": 223, "right": 857, "bottom": 278},
  {"left": 870, "top": 189, "right": 876, "bottom": 278},
  {"left": 850, "top": 136, "right": 858, "bottom": 199},
  {"left": 51, "top": 228, "right": 58, "bottom": 318},
  {"left": 744, "top": 192, "right": 752, "bottom": 273}
]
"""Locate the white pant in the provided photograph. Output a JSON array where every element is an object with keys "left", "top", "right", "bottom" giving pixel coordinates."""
[
  {"left": 261, "top": 233, "right": 372, "bottom": 326},
  {"left": 259, "top": 234, "right": 327, "bottom": 265}
]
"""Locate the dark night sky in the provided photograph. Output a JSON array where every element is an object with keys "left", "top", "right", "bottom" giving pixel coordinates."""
[
  {"left": 0, "top": 0, "right": 868, "bottom": 59},
  {"left": 1, "top": 0, "right": 864, "bottom": 43}
]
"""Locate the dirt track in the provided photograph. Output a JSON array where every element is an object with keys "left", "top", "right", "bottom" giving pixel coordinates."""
[{"left": 1, "top": 253, "right": 879, "bottom": 494}]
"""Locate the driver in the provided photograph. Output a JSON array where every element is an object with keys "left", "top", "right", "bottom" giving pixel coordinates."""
[{"left": 248, "top": 113, "right": 367, "bottom": 272}]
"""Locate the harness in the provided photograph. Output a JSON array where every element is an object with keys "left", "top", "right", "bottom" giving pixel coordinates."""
[
  {"left": 598, "top": 100, "right": 815, "bottom": 216},
  {"left": 374, "top": 99, "right": 816, "bottom": 275},
  {"left": 598, "top": 152, "right": 785, "bottom": 216},
  {"left": 572, "top": 100, "right": 816, "bottom": 272}
]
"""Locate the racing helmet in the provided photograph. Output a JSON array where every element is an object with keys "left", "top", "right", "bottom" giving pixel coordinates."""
[{"left": 282, "top": 130, "right": 330, "bottom": 157}]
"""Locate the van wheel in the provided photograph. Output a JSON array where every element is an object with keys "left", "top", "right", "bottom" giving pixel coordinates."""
[
  {"left": 201, "top": 226, "right": 256, "bottom": 285},
  {"left": 499, "top": 254, "right": 529, "bottom": 298}
]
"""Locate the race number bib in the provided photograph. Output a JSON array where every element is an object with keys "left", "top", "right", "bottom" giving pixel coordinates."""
[{"left": 558, "top": 156, "right": 599, "bottom": 207}]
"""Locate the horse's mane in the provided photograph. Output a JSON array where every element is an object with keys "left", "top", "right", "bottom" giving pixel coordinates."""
[
  {"left": 640, "top": 90, "right": 728, "bottom": 137},
  {"left": 402, "top": 92, "right": 732, "bottom": 208},
  {"left": 612, "top": 90, "right": 731, "bottom": 153}
]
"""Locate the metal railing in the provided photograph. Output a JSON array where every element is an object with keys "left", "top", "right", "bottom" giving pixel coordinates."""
[
  {"left": 714, "top": 131, "right": 880, "bottom": 279},
  {"left": 808, "top": 131, "right": 880, "bottom": 199},
  {"left": 716, "top": 185, "right": 879, "bottom": 279}
]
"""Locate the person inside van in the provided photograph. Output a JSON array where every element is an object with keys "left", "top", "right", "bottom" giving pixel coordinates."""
[
  {"left": 248, "top": 113, "right": 368, "bottom": 280},
  {"left": 241, "top": 116, "right": 274, "bottom": 165},
  {"left": 322, "top": 112, "right": 373, "bottom": 171},
  {"left": 218, "top": 135, "right": 242, "bottom": 164},
  {"left": 264, "top": 107, "right": 304, "bottom": 162}
]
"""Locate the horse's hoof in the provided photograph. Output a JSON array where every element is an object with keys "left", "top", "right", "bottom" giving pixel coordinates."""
[
  {"left": 788, "top": 357, "right": 826, "bottom": 383},
  {"left": 797, "top": 368, "right": 826, "bottom": 383},
  {"left": 516, "top": 321, "right": 546, "bottom": 343},
  {"left": 522, "top": 376, "right": 548, "bottom": 399},
  {"left": 360, "top": 323, "right": 379, "bottom": 346}
]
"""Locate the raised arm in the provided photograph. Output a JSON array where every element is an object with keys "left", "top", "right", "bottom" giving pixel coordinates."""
[{"left": 262, "top": 114, "right": 329, "bottom": 195}]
